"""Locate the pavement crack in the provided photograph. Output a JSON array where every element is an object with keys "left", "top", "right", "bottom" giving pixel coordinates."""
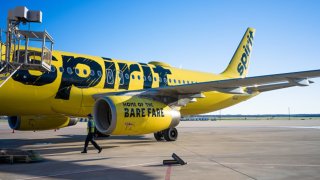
[
  {"left": 208, "top": 158, "right": 257, "bottom": 180},
  {"left": 172, "top": 143, "right": 257, "bottom": 180}
]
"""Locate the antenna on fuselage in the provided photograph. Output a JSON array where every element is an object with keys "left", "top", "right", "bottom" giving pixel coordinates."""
[{"left": 0, "top": 6, "right": 54, "bottom": 88}]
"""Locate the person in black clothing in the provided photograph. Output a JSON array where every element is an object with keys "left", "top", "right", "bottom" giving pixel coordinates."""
[{"left": 81, "top": 114, "right": 102, "bottom": 153}]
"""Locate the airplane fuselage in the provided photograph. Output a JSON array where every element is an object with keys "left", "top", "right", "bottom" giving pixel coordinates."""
[{"left": 0, "top": 48, "right": 256, "bottom": 117}]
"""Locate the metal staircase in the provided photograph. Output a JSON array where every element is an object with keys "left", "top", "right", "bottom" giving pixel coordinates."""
[
  {"left": 0, "top": 6, "right": 54, "bottom": 88},
  {"left": 0, "top": 64, "right": 21, "bottom": 88}
]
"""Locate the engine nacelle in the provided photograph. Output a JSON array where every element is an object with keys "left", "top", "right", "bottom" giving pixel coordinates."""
[
  {"left": 8, "top": 115, "right": 78, "bottom": 131},
  {"left": 93, "top": 96, "right": 180, "bottom": 135}
]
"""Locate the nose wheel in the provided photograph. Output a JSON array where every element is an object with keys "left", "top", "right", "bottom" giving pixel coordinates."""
[{"left": 154, "top": 128, "right": 178, "bottom": 141}]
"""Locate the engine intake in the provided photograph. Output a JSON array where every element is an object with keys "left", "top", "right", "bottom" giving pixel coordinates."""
[{"left": 94, "top": 97, "right": 117, "bottom": 135}]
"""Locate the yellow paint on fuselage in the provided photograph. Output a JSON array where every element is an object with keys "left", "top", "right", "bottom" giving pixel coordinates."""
[{"left": 0, "top": 47, "right": 257, "bottom": 117}]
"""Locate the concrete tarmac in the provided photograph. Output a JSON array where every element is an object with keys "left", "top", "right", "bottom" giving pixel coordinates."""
[{"left": 1, "top": 120, "right": 320, "bottom": 180}]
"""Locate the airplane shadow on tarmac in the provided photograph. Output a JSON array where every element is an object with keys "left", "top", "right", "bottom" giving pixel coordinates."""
[
  {"left": 0, "top": 135, "right": 158, "bottom": 180},
  {"left": 0, "top": 158, "right": 157, "bottom": 180}
]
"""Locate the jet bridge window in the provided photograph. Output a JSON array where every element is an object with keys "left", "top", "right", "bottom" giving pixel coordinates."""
[{"left": 106, "top": 69, "right": 114, "bottom": 84}]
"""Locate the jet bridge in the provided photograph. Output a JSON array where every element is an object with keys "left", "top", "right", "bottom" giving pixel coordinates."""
[{"left": 0, "top": 6, "right": 54, "bottom": 88}]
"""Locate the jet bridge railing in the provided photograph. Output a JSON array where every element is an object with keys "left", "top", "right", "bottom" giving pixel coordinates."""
[
  {"left": 0, "top": 6, "right": 54, "bottom": 88},
  {"left": 11, "top": 30, "right": 54, "bottom": 71},
  {"left": 0, "top": 29, "right": 5, "bottom": 68}
]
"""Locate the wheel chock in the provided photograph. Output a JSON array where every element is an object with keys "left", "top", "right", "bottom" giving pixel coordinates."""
[
  {"left": 163, "top": 159, "right": 179, "bottom": 165},
  {"left": 163, "top": 153, "right": 187, "bottom": 165},
  {"left": 172, "top": 153, "right": 187, "bottom": 165}
]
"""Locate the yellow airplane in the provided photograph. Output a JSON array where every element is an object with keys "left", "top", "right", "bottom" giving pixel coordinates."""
[{"left": 1, "top": 27, "right": 320, "bottom": 141}]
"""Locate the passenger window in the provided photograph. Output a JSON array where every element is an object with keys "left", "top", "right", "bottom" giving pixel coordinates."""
[
  {"left": 119, "top": 71, "right": 124, "bottom": 85},
  {"left": 83, "top": 69, "right": 87, "bottom": 75},
  {"left": 138, "top": 75, "right": 141, "bottom": 80},
  {"left": 125, "top": 73, "right": 129, "bottom": 79},
  {"left": 97, "top": 71, "right": 102, "bottom": 77},
  {"left": 106, "top": 69, "right": 114, "bottom": 84},
  {"left": 90, "top": 70, "right": 95, "bottom": 76},
  {"left": 164, "top": 78, "right": 167, "bottom": 83},
  {"left": 178, "top": 80, "right": 181, "bottom": 84},
  {"left": 154, "top": 77, "right": 157, "bottom": 81},
  {"left": 174, "top": 79, "right": 176, "bottom": 83},
  {"left": 132, "top": 74, "right": 135, "bottom": 79},
  {"left": 51, "top": 66, "right": 56, "bottom": 72},
  {"left": 144, "top": 76, "right": 146, "bottom": 81},
  {"left": 183, "top": 80, "right": 185, "bottom": 84},
  {"left": 169, "top": 79, "right": 171, "bottom": 83},
  {"left": 148, "top": 76, "right": 152, "bottom": 82},
  {"left": 67, "top": 67, "right": 73, "bottom": 74},
  {"left": 75, "top": 68, "right": 80, "bottom": 75},
  {"left": 59, "top": 67, "right": 64, "bottom": 73},
  {"left": 159, "top": 77, "right": 162, "bottom": 82}
]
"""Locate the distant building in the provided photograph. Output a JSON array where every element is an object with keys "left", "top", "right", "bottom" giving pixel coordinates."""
[
  {"left": 0, "top": 116, "right": 8, "bottom": 120},
  {"left": 181, "top": 116, "right": 216, "bottom": 121}
]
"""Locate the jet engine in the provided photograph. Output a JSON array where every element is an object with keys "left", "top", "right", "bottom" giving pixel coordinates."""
[
  {"left": 8, "top": 115, "right": 78, "bottom": 131},
  {"left": 93, "top": 96, "right": 180, "bottom": 135}
]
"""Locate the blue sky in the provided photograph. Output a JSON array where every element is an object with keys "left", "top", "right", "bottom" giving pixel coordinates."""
[{"left": 1, "top": 0, "right": 320, "bottom": 114}]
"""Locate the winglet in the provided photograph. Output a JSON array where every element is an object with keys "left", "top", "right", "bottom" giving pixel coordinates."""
[{"left": 221, "top": 27, "right": 255, "bottom": 78}]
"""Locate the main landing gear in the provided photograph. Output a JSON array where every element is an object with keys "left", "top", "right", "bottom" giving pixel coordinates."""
[
  {"left": 94, "top": 128, "right": 110, "bottom": 138},
  {"left": 154, "top": 128, "right": 178, "bottom": 141}
]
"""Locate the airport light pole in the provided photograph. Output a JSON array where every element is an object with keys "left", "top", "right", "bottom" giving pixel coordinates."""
[{"left": 288, "top": 107, "right": 291, "bottom": 120}]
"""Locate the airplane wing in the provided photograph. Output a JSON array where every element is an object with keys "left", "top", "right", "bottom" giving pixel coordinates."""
[
  {"left": 147, "top": 69, "right": 320, "bottom": 95},
  {"left": 93, "top": 69, "right": 320, "bottom": 103}
]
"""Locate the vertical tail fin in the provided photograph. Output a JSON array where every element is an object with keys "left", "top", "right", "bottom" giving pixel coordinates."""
[{"left": 221, "top": 27, "right": 255, "bottom": 78}]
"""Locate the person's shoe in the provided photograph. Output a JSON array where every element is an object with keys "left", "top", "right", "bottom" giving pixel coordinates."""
[
  {"left": 98, "top": 148, "right": 102, "bottom": 153},
  {"left": 81, "top": 151, "right": 87, "bottom": 153}
]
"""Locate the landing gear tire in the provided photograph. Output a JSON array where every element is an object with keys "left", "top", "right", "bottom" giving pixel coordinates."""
[
  {"left": 163, "top": 128, "right": 178, "bottom": 141},
  {"left": 95, "top": 128, "right": 110, "bottom": 138},
  {"left": 154, "top": 131, "right": 164, "bottom": 141}
]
